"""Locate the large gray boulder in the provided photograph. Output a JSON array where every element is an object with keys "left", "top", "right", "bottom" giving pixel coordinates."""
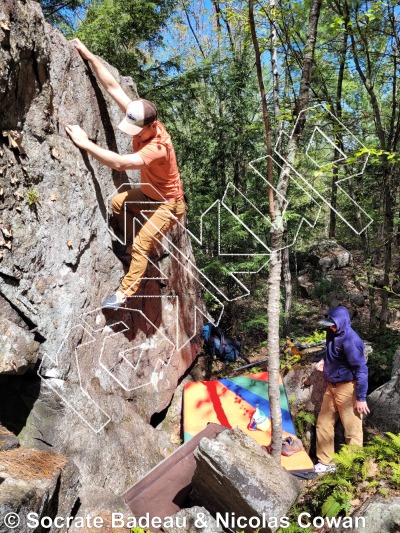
[
  {"left": 190, "top": 428, "right": 303, "bottom": 533},
  {"left": 298, "top": 240, "right": 352, "bottom": 273},
  {"left": 332, "top": 496, "right": 400, "bottom": 533},
  {"left": 0, "top": 447, "right": 80, "bottom": 533},
  {"left": 0, "top": 0, "right": 205, "bottom": 512},
  {"left": 367, "top": 348, "right": 400, "bottom": 433}
]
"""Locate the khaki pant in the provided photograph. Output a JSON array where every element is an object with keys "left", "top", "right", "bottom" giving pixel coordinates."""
[
  {"left": 111, "top": 188, "right": 186, "bottom": 296},
  {"left": 316, "top": 381, "right": 363, "bottom": 465}
]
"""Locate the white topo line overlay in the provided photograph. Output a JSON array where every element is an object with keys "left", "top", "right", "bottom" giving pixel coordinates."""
[{"left": 38, "top": 105, "right": 372, "bottom": 432}]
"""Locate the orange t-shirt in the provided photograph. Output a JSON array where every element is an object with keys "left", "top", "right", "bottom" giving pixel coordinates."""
[{"left": 132, "top": 121, "right": 184, "bottom": 201}]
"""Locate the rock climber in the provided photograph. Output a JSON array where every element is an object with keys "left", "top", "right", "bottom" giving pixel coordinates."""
[
  {"left": 314, "top": 305, "right": 370, "bottom": 473},
  {"left": 65, "top": 39, "right": 186, "bottom": 309}
]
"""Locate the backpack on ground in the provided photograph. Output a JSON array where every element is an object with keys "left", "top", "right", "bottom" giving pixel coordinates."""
[{"left": 202, "top": 323, "right": 249, "bottom": 364}]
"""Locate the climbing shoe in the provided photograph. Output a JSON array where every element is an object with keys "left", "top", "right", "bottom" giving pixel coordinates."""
[
  {"left": 101, "top": 292, "right": 127, "bottom": 309},
  {"left": 314, "top": 462, "right": 337, "bottom": 473},
  {"left": 281, "top": 436, "right": 304, "bottom": 456}
]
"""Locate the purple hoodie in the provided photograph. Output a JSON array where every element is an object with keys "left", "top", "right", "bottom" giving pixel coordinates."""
[{"left": 323, "top": 306, "right": 368, "bottom": 401}]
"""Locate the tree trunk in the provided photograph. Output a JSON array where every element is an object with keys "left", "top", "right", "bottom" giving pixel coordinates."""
[
  {"left": 380, "top": 170, "right": 394, "bottom": 330},
  {"left": 282, "top": 239, "right": 292, "bottom": 337},
  {"left": 250, "top": 0, "right": 322, "bottom": 462},
  {"left": 248, "top": 0, "right": 275, "bottom": 221}
]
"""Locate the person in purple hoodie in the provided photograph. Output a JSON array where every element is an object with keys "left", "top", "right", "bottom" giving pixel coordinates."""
[{"left": 314, "top": 306, "right": 370, "bottom": 473}]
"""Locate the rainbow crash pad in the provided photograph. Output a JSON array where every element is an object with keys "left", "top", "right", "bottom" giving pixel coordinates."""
[{"left": 183, "top": 371, "right": 314, "bottom": 476}]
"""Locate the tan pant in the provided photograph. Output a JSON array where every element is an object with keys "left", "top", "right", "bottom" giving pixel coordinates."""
[
  {"left": 316, "top": 381, "right": 363, "bottom": 465},
  {"left": 111, "top": 188, "right": 186, "bottom": 296}
]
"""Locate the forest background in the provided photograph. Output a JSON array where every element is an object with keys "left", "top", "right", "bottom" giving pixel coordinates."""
[{"left": 39, "top": 0, "right": 400, "bottom": 394}]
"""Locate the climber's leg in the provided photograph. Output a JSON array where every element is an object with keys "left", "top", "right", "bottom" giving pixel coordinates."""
[{"left": 102, "top": 197, "right": 186, "bottom": 308}]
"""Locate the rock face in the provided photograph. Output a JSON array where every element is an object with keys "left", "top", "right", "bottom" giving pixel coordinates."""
[
  {"left": 0, "top": 296, "right": 40, "bottom": 374},
  {"left": 284, "top": 364, "right": 326, "bottom": 416},
  {"left": 332, "top": 496, "right": 400, "bottom": 533},
  {"left": 190, "top": 428, "right": 303, "bottom": 533},
  {"left": 0, "top": 447, "right": 79, "bottom": 533},
  {"left": 68, "top": 485, "right": 132, "bottom": 533},
  {"left": 161, "top": 506, "right": 224, "bottom": 533},
  {"left": 284, "top": 363, "right": 326, "bottom": 453},
  {"left": 0, "top": 0, "right": 204, "bottom": 510},
  {"left": 367, "top": 347, "right": 400, "bottom": 433}
]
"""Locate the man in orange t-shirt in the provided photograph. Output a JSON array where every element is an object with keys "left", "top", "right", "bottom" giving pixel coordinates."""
[{"left": 65, "top": 39, "right": 186, "bottom": 308}]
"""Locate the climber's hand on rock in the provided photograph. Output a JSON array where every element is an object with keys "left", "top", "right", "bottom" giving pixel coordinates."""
[
  {"left": 315, "top": 359, "right": 325, "bottom": 372},
  {"left": 71, "top": 38, "right": 92, "bottom": 60},
  {"left": 65, "top": 125, "right": 89, "bottom": 148}
]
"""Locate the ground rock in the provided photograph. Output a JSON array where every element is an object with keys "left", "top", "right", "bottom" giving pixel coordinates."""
[
  {"left": 190, "top": 428, "right": 303, "bottom": 533},
  {"left": 297, "top": 273, "right": 314, "bottom": 298},
  {"left": 161, "top": 506, "right": 224, "bottom": 533},
  {"left": 391, "top": 346, "right": 400, "bottom": 376},
  {"left": 299, "top": 240, "right": 352, "bottom": 273},
  {"left": 331, "top": 496, "right": 400, "bottom": 533},
  {"left": 0, "top": 0, "right": 204, "bottom": 503},
  {"left": 0, "top": 447, "right": 79, "bottom": 533},
  {"left": 284, "top": 364, "right": 326, "bottom": 416},
  {"left": 367, "top": 354, "right": 400, "bottom": 433},
  {"left": 349, "top": 293, "right": 365, "bottom": 307},
  {"left": 284, "top": 364, "right": 327, "bottom": 455},
  {"left": 68, "top": 485, "right": 132, "bottom": 533}
]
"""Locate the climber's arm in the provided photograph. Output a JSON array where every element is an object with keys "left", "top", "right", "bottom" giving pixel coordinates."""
[
  {"left": 65, "top": 125, "right": 145, "bottom": 170},
  {"left": 71, "top": 39, "right": 131, "bottom": 113}
]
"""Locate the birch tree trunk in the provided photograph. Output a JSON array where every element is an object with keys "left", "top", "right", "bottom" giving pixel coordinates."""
[
  {"left": 282, "top": 242, "right": 292, "bottom": 338},
  {"left": 250, "top": 0, "right": 323, "bottom": 461}
]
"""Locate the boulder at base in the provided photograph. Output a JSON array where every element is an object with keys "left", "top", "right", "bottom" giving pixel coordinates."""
[
  {"left": 161, "top": 506, "right": 224, "bottom": 533},
  {"left": 0, "top": 447, "right": 79, "bottom": 533},
  {"left": 331, "top": 495, "right": 400, "bottom": 533},
  {"left": 190, "top": 428, "right": 303, "bottom": 533},
  {"left": 298, "top": 240, "right": 352, "bottom": 273},
  {"left": 367, "top": 348, "right": 400, "bottom": 433}
]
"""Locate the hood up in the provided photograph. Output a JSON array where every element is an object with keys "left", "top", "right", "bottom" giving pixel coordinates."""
[{"left": 325, "top": 306, "right": 351, "bottom": 334}]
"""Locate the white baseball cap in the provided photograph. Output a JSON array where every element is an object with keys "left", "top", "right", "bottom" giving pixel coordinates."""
[
  {"left": 319, "top": 316, "right": 336, "bottom": 327},
  {"left": 118, "top": 99, "right": 158, "bottom": 136}
]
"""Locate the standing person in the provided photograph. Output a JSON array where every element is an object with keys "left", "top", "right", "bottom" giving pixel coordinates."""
[
  {"left": 65, "top": 39, "right": 186, "bottom": 309},
  {"left": 314, "top": 306, "right": 370, "bottom": 473}
]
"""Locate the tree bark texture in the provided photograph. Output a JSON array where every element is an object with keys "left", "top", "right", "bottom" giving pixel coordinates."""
[{"left": 260, "top": 0, "right": 323, "bottom": 461}]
